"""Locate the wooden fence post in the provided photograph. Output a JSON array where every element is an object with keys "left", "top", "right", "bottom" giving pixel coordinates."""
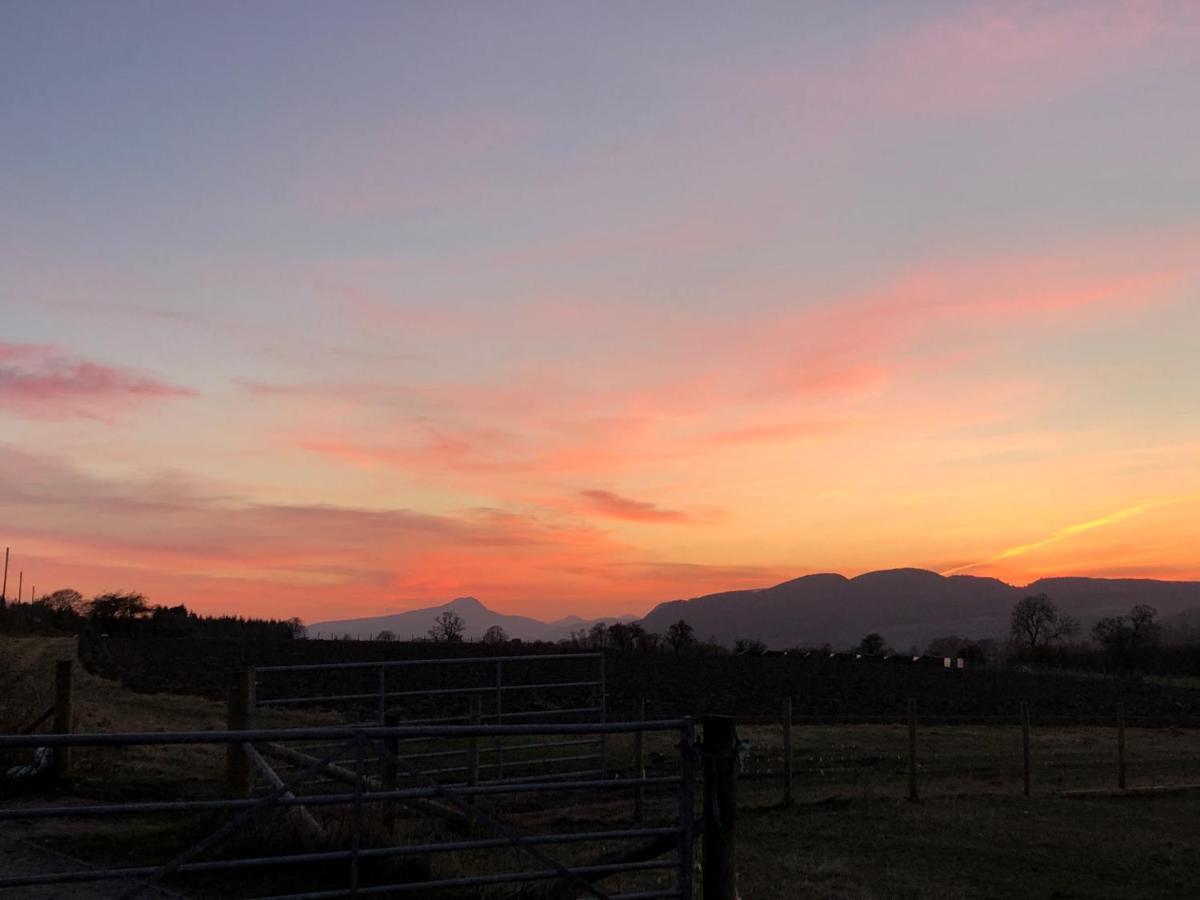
[
  {"left": 52, "top": 660, "right": 73, "bottom": 780},
  {"left": 702, "top": 715, "right": 737, "bottom": 900},
  {"left": 633, "top": 696, "right": 646, "bottom": 824},
  {"left": 1117, "top": 703, "right": 1127, "bottom": 790},
  {"left": 907, "top": 699, "right": 918, "bottom": 803},
  {"left": 225, "top": 669, "right": 252, "bottom": 796},
  {"left": 1021, "top": 701, "right": 1031, "bottom": 798},
  {"left": 467, "top": 694, "right": 481, "bottom": 833},
  {"left": 782, "top": 697, "right": 793, "bottom": 807}
]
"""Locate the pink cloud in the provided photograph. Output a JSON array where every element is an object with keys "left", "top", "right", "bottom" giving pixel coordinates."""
[
  {"left": 576, "top": 489, "right": 694, "bottom": 524},
  {"left": 0, "top": 447, "right": 781, "bottom": 620},
  {"left": 0, "top": 342, "right": 194, "bottom": 420},
  {"left": 274, "top": 226, "right": 1197, "bottom": 498},
  {"left": 729, "top": 1, "right": 1199, "bottom": 132}
]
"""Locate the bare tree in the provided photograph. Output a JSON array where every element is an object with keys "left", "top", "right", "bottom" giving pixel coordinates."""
[
  {"left": 286, "top": 617, "right": 307, "bottom": 639},
  {"left": 1094, "top": 604, "right": 1161, "bottom": 672},
  {"left": 87, "top": 592, "right": 149, "bottom": 633},
  {"left": 428, "top": 610, "right": 466, "bottom": 642},
  {"left": 588, "top": 621, "right": 608, "bottom": 649},
  {"left": 375, "top": 629, "right": 397, "bottom": 642},
  {"left": 1010, "top": 594, "right": 1078, "bottom": 651},
  {"left": 481, "top": 624, "right": 508, "bottom": 644},
  {"left": 665, "top": 619, "right": 696, "bottom": 654},
  {"left": 41, "top": 589, "right": 85, "bottom": 614}
]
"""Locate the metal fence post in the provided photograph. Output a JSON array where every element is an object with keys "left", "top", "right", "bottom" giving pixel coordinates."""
[
  {"left": 226, "top": 669, "right": 252, "bottom": 796},
  {"left": 598, "top": 652, "right": 608, "bottom": 779},
  {"left": 383, "top": 711, "right": 399, "bottom": 833},
  {"left": 907, "top": 699, "right": 918, "bottom": 803},
  {"left": 1117, "top": 703, "right": 1127, "bottom": 790},
  {"left": 468, "top": 694, "right": 481, "bottom": 833},
  {"left": 782, "top": 697, "right": 793, "bottom": 807},
  {"left": 634, "top": 696, "right": 646, "bottom": 824},
  {"left": 377, "top": 665, "right": 386, "bottom": 726},
  {"left": 1021, "top": 702, "right": 1031, "bottom": 798},
  {"left": 678, "top": 717, "right": 696, "bottom": 900},
  {"left": 351, "top": 735, "right": 365, "bottom": 895},
  {"left": 701, "top": 716, "right": 737, "bottom": 900},
  {"left": 495, "top": 660, "right": 504, "bottom": 780},
  {"left": 52, "top": 660, "right": 73, "bottom": 780}
]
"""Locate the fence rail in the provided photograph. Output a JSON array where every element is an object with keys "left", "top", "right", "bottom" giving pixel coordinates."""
[
  {"left": 249, "top": 652, "right": 609, "bottom": 789},
  {"left": 0, "top": 717, "right": 696, "bottom": 899}
]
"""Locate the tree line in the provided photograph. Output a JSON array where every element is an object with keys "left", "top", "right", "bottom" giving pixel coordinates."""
[
  {"left": 0, "top": 588, "right": 305, "bottom": 640},
  {"left": 411, "top": 596, "right": 1200, "bottom": 677}
]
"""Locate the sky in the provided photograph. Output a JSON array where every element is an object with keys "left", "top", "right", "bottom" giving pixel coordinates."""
[{"left": 2, "top": 1, "right": 1199, "bottom": 623}]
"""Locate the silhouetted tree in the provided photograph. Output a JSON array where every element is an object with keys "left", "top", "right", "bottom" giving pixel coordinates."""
[
  {"left": 87, "top": 592, "right": 149, "bottom": 634},
  {"left": 607, "top": 622, "right": 633, "bottom": 651},
  {"left": 375, "top": 630, "right": 397, "bottom": 642},
  {"left": 1010, "top": 594, "right": 1077, "bottom": 651},
  {"left": 428, "top": 610, "right": 466, "bottom": 642},
  {"left": 665, "top": 619, "right": 695, "bottom": 653},
  {"left": 42, "top": 589, "right": 85, "bottom": 614},
  {"left": 286, "top": 617, "right": 307, "bottom": 639},
  {"left": 482, "top": 624, "right": 508, "bottom": 644},
  {"left": 1094, "top": 604, "right": 1162, "bottom": 672},
  {"left": 857, "top": 633, "right": 888, "bottom": 655},
  {"left": 634, "top": 628, "right": 659, "bottom": 653},
  {"left": 588, "top": 621, "right": 608, "bottom": 649}
]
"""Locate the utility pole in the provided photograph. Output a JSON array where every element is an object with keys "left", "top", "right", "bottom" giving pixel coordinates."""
[
  {"left": 17, "top": 571, "right": 22, "bottom": 603},
  {"left": 2, "top": 546, "right": 8, "bottom": 600}
]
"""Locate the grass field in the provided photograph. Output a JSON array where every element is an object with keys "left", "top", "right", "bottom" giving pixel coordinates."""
[{"left": 5, "top": 637, "right": 1200, "bottom": 897}]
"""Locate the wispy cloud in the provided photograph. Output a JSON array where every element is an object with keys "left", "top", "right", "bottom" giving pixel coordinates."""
[
  {"left": 0, "top": 342, "right": 194, "bottom": 420},
  {"left": 576, "top": 489, "right": 694, "bottom": 524},
  {"left": 942, "top": 498, "right": 1187, "bottom": 576}
]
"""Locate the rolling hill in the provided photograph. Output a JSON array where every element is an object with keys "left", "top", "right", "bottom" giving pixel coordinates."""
[{"left": 639, "top": 569, "right": 1200, "bottom": 650}]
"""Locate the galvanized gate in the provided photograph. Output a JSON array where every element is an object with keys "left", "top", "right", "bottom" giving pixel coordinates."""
[{"left": 0, "top": 718, "right": 696, "bottom": 898}]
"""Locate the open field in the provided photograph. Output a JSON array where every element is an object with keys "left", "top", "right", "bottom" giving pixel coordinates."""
[
  {"left": 83, "top": 636, "right": 1200, "bottom": 722},
  {"left": 6, "top": 637, "right": 1200, "bottom": 897}
]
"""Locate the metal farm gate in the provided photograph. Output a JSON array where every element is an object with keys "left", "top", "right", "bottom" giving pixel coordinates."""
[
  {"left": 0, "top": 718, "right": 698, "bottom": 899},
  {"left": 251, "top": 652, "right": 609, "bottom": 785}
]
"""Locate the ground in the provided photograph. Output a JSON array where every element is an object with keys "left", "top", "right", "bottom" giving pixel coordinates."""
[{"left": 5, "top": 637, "right": 1200, "bottom": 897}]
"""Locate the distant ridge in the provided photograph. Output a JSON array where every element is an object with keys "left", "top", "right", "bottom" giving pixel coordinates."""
[
  {"left": 639, "top": 568, "right": 1200, "bottom": 649},
  {"left": 309, "top": 597, "right": 635, "bottom": 642},
  {"left": 310, "top": 570, "right": 1200, "bottom": 649}
]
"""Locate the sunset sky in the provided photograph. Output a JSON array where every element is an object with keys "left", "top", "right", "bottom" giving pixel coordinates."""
[{"left": 2, "top": 2, "right": 1198, "bottom": 623}]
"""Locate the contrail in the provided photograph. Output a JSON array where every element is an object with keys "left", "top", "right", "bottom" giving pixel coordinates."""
[{"left": 941, "top": 497, "right": 1188, "bottom": 577}]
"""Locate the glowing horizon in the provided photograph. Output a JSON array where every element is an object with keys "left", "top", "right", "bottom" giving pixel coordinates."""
[{"left": 2, "top": 2, "right": 1199, "bottom": 624}]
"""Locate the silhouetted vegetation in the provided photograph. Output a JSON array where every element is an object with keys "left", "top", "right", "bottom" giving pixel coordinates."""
[
  {"left": 1009, "top": 593, "right": 1079, "bottom": 650},
  {"left": 857, "top": 632, "right": 891, "bottom": 656},
  {"left": 427, "top": 609, "right": 466, "bottom": 642},
  {"left": 0, "top": 588, "right": 301, "bottom": 640}
]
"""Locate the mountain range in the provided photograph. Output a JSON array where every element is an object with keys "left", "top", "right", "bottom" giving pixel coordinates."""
[
  {"left": 309, "top": 596, "right": 636, "bottom": 643},
  {"left": 311, "top": 569, "right": 1200, "bottom": 650},
  {"left": 640, "top": 568, "right": 1200, "bottom": 649}
]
